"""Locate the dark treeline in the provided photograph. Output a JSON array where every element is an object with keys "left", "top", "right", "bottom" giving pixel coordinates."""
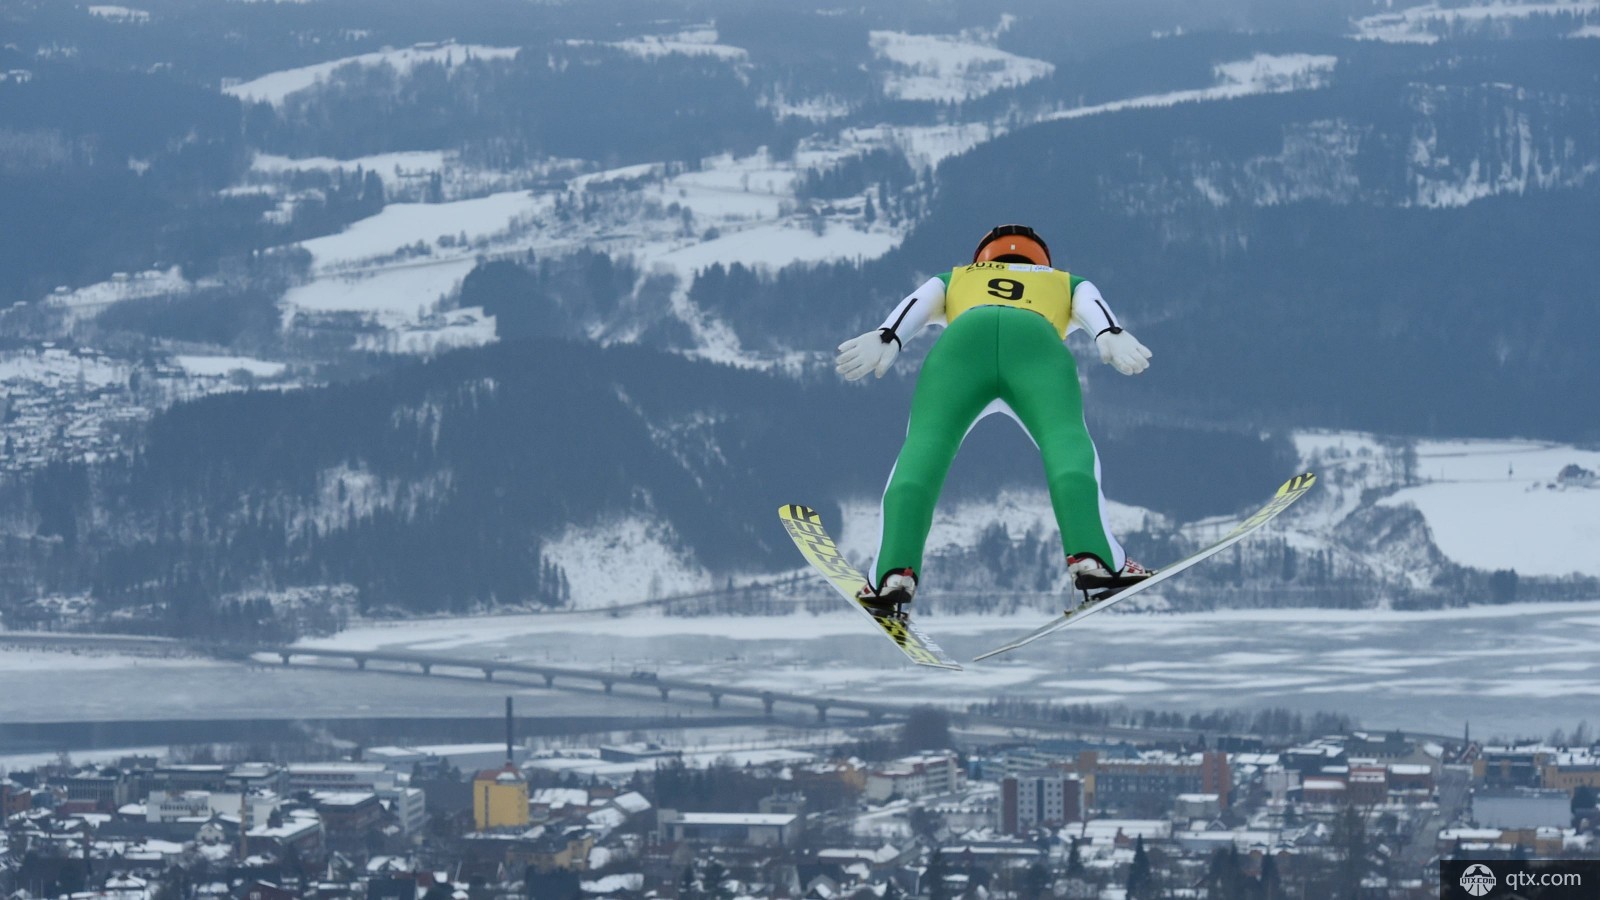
[
  {"left": 247, "top": 47, "right": 803, "bottom": 165},
  {"left": 687, "top": 259, "right": 902, "bottom": 351},
  {"left": 0, "top": 61, "right": 262, "bottom": 301},
  {"left": 9, "top": 324, "right": 1305, "bottom": 631},
  {"left": 795, "top": 148, "right": 918, "bottom": 202},
  {"left": 970, "top": 698, "right": 1356, "bottom": 739},
  {"left": 0, "top": 64, "right": 387, "bottom": 304},
  {"left": 90, "top": 253, "right": 305, "bottom": 349},
  {"left": 12, "top": 338, "right": 896, "bottom": 623},
  {"left": 458, "top": 252, "right": 637, "bottom": 342}
]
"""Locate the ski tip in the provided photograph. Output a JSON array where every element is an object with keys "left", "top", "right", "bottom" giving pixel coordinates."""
[{"left": 1278, "top": 471, "right": 1316, "bottom": 495}]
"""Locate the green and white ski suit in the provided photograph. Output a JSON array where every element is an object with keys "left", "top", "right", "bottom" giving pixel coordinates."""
[{"left": 870, "top": 262, "right": 1130, "bottom": 586}]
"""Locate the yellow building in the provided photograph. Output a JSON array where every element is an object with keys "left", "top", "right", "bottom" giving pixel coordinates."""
[
  {"left": 1540, "top": 754, "right": 1600, "bottom": 792},
  {"left": 473, "top": 764, "right": 529, "bottom": 831}
]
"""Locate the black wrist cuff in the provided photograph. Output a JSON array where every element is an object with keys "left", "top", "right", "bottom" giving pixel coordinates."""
[
  {"left": 1096, "top": 326, "right": 1124, "bottom": 338},
  {"left": 878, "top": 327, "right": 901, "bottom": 349}
]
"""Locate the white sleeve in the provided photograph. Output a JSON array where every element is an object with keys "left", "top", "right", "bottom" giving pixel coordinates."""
[
  {"left": 1069, "top": 279, "right": 1122, "bottom": 338},
  {"left": 875, "top": 276, "right": 946, "bottom": 346}
]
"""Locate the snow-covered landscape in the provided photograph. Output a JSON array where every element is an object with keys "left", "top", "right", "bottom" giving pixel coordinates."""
[
  {"left": 31, "top": 34, "right": 1386, "bottom": 369},
  {"left": 2, "top": 4, "right": 1598, "bottom": 897},
  {"left": 222, "top": 42, "right": 521, "bottom": 107},
  {"left": 1, "top": 0, "right": 1596, "bottom": 755},
  {"left": 3, "top": 430, "right": 1595, "bottom": 740}
]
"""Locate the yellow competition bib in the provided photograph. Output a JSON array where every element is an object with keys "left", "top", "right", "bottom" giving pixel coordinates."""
[{"left": 945, "top": 263, "right": 1074, "bottom": 338}]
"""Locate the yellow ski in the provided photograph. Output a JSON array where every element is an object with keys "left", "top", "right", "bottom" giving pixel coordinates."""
[
  {"left": 974, "top": 472, "right": 1318, "bottom": 662},
  {"left": 779, "top": 504, "right": 962, "bottom": 671}
]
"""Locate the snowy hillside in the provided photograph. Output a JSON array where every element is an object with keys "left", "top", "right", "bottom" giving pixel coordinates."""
[
  {"left": 1381, "top": 439, "right": 1600, "bottom": 578},
  {"left": 180, "top": 34, "right": 1381, "bottom": 363},
  {"left": 1353, "top": 0, "right": 1600, "bottom": 44},
  {"left": 2, "top": 0, "right": 1597, "bottom": 635},
  {"left": 222, "top": 42, "right": 520, "bottom": 107},
  {"left": 771, "top": 431, "right": 1600, "bottom": 615},
  {"left": 530, "top": 429, "right": 1600, "bottom": 612}
]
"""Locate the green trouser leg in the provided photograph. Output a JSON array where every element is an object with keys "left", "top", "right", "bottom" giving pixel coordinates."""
[{"left": 876, "top": 306, "right": 1122, "bottom": 585}]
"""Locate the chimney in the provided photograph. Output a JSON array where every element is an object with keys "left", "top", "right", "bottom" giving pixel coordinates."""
[{"left": 505, "top": 696, "right": 514, "bottom": 765}]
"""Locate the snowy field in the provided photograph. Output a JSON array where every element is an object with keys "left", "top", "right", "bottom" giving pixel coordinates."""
[
  {"left": 639, "top": 222, "right": 901, "bottom": 278},
  {"left": 1353, "top": 1, "right": 1600, "bottom": 44},
  {"left": 0, "top": 347, "right": 127, "bottom": 390},
  {"left": 173, "top": 355, "right": 287, "bottom": 379},
  {"left": 1043, "top": 53, "right": 1338, "bottom": 124},
  {"left": 579, "top": 28, "right": 748, "bottom": 61},
  {"left": 44, "top": 267, "right": 190, "bottom": 324},
  {"left": 296, "top": 191, "right": 550, "bottom": 271},
  {"left": 1381, "top": 439, "right": 1600, "bottom": 578},
  {"left": 207, "top": 38, "right": 1351, "bottom": 359},
  {"left": 280, "top": 258, "right": 478, "bottom": 324},
  {"left": 869, "top": 28, "right": 1053, "bottom": 103},
  {"left": 87, "top": 6, "right": 149, "bottom": 23},
  {"left": 519, "top": 430, "right": 1600, "bottom": 610},
  {"left": 251, "top": 151, "right": 449, "bottom": 190},
  {"left": 223, "top": 43, "right": 520, "bottom": 107}
]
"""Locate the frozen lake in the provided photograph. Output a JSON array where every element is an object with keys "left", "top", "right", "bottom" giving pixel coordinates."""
[
  {"left": 8, "top": 600, "right": 1598, "bottom": 743},
  {"left": 296, "top": 600, "right": 1600, "bottom": 740}
]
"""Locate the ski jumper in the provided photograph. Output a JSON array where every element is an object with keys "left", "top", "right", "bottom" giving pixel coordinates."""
[{"left": 871, "top": 262, "right": 1129, "bottom": 586}]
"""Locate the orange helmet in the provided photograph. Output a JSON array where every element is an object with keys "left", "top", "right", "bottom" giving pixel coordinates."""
[{"left": 973, "top": 224, "right": 1051, "bottom": 267}]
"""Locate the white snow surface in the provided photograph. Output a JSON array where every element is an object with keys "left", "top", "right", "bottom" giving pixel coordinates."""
[
  {"left": 281, "top": 258, "right": 477, "bottom": 325},
  {"left": 224, "top": 43, "right": 520, "bottom": 107},
  {"left": 589, "top": 28, "right": 747, "bottom": 61},
  {"left": 766, "top": 95, "right": 853, "bottom": 121},
  {"left": 0, "top": 347, "right": 127, "bottom": 390},
  {"left": 0, "top": 649, "right": 217, "bottom": 673},
  {"left": 251, "top": 151, "right": 449, "bottom": 189},
  {"left": 636, "top": 221, "right": 900, "bottom": 278},
  {"left": 1378, "top": 439, "right": 1600, "bottom": 578},
  {"left": 580, "top": 874, "right": 644, "bottom": 894},
  {"left": 1, "top": 746, "right": 171, "bottom": 773},
  {"left": 88, "top": 5, "right": 149, "bottom": 22},
  {"left": 1405, "top": 82, "right": 1597, "bottom": 210},
  {"left": 296, "top": 191, "right": 549, "bottom": 270},
  {"left": 1043, "top": 54, "right": 1338, "bottom": 124},
  {"left": 869, "top": 29, "right": 1053, "bottom": 103},
  {"left": 173, "top": 355, "right": 287, "bottom": 379},
  {"left": 542, "top": 517, "right": 714, "bottom": 608},
  {"left": 1353, "top": 2, "right": 1600, "bottom": 44},
  {"left": 843, "top": 122, "right": 1007, "bottom": 171},
  {"left": 353, "top": 307, "right": 497, "bottom": 355},
  {"left": 43, "top": 267, "right": 190, "bottom": 322}
]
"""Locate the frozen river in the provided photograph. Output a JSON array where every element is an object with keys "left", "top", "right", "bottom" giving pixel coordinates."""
[{"left": 7, "top": 600, "right": 1599, "bottom": 743}]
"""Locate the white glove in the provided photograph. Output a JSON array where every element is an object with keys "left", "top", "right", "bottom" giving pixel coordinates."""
[
  {"left": 1096, "top": 328, "right": 1152, "bottom": 375},
  {"left": 835, "top": 329, "right": 900, "bottom": 381}
]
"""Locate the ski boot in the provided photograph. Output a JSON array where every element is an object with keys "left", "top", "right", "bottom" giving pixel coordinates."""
[
  {"left": 1067, "top": 554, "right": 1154, "bottom": 603},
  {"left": 856, "top": 568, "right": 916, "bottom": 619}
]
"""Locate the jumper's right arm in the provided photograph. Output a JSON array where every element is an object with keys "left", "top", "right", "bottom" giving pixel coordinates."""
[{"left": 836, "top": 276, "right": 947, "bottom": 381}]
